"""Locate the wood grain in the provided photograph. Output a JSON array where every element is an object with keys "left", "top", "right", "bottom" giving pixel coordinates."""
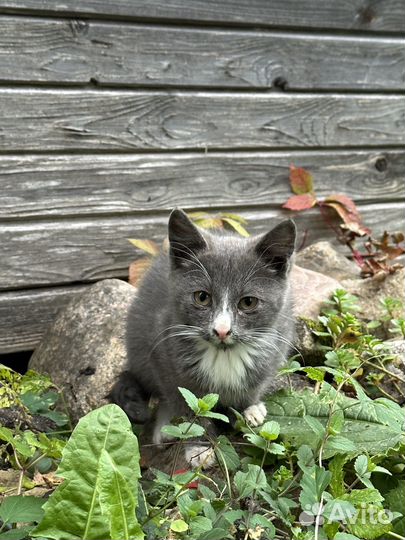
[
  {"left": 0, "top": 285, "right": 88, "bottom": 352},
  {"left": 1, "top": 150, "right": 404, "bottom": 219},
  {"left": 1, "top": 203, "right": 404, "bottom": 291},
  {"left": 1, "top": 90, "right": 404, "bottom": 151},
  {"left": 1, "top": 17, "right": 404, "bottom": 89},
  {"left": 0, "top": 0, "right": 404, "bottom": 32}
]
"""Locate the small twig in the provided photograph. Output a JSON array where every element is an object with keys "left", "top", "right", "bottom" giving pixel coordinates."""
[{"left": 364, "top": 360, "right": 405, "bottom": 384}]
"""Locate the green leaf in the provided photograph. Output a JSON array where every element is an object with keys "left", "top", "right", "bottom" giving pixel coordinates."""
[
  {"left": 198, "top": 528, "right": 230, "bottom": 540},
  {"left": 234, "top": 464, "right": 267, "bottom": 498},
  {"left": 384, "top": 481, "right": 405, "bottom": 536},
  {"left": 324, "top": 435, "right": 357, "bottom": 453},
  {"left": 201, "top": 393, "right": 219, "bottom": 410},
  {"left": 200, "top": 410, "right": 229, "bottom": 423},
  {"left": 297, "top": 445, "right": 314, "bottom": 473},
  {"left": 0, "top": 526, "right": 35, "bottom": 540},
  {"left": 215, "top": 435, "right": 240, "bottom": 471},
  {"left": 189, "top": 516, "right": 213, "bottom": 536},
  {"left": 303, "top": 415, "right": 325, "bottom": 439},
  {"left": 334, "top": 534, "right": 362, "bottom": 540},
  {"left": 32, "top": 404, "right": 143, "bottom": 540},
  {"left": 98, "top": 449, "right": 143, "bottom": 540},
  {"left": 161, "top": 422, "right": 205, "bottom": 440},
  {"left": 329, "top": 454, "right": 349, "bottom": 498},
  {"left": 354, "top": 455, "right": 368, "bottom": 477},
  {"left": 329, "top": 409, "right": 344, "bottom": 435},
  {"left": 0, "top": 496, "right": 44, "bottom": 525},
  {"left": 265, "top": 386, "right": 405, "bottom": 457},
  {"left": 178, "top": 387, "right": 199, "bottom": 412},
  {"left": 170, "top": 519, "right": 189, "bottom": 533},
  {"left": 303, "top": 367, "right": 325, "bottom": 382},
  {"left": 259, "top": 421, "right": 280, "bottom": 441}
]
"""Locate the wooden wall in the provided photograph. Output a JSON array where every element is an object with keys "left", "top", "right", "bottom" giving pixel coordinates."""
[{"left": 0, "top": 1, "right": 404, "bottom": 353}]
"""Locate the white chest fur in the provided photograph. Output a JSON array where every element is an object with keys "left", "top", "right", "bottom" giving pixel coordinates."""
[{"left": 195, "top": 341, "right": 256, "bottom": 393}]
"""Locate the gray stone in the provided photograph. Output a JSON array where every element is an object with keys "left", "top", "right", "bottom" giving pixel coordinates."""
[
  {"left": 295, "top": 241, "right": 360, "bottom": 281},
  {"left": 29, "top": 279, "right": 136, "bottom": 422},
  {"left": 290, "top": 265, "right": 342, "bottom": 361},
  {"left": 342, "top": 268, "right": 405, "bottom": 327}
]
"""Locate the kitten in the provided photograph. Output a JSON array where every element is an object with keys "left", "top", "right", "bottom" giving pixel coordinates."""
[{"left": 111, "top": 209, "right": 296, "bottom": 467}]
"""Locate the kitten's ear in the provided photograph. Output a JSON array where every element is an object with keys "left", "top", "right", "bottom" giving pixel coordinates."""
[
  {"left": 168, "top": 208, "right": 207, "bottom": 267},
  {"left": 255, "top": 219, "right": 296, "bottom": 273}
]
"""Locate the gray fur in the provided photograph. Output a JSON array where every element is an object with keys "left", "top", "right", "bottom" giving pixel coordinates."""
[{"left": 111, "top": 209, "right": 296, "bottom": 442}]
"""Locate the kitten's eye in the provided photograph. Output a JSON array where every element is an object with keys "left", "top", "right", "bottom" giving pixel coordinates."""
[
  {"left": 194, "top": 291, "right": 212, "bottom": 307},
  {"left": 238, "top": 296, "right": 258, "bottom": 312}
]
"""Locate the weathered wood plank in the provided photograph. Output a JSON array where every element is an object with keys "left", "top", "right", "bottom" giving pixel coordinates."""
[
  {"left": 1, "top": 203, "right": 403, "bottom": 291},
  {"left": 1, "top": 17, "right": 404, "bottom": 90},
  {"left": 1, "top": 150, "right": 404, "bottom": 219},
  {"left": 1, "top": 90, "right": 404, "bottom": 151},
  {"left": 0, "top": 285, "right": 88, "bottom": 353},
  {"left": 0, "top": 0, "right": 403, "bottom": 33}
]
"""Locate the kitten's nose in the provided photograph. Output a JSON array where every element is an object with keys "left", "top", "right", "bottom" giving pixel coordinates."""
[{"left": 213, "top": 326, "right": 232, "bottom": 341}]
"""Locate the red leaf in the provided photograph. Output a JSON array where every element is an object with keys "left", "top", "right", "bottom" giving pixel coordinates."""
[
  {"left": 289, "top": 164, "right": 314, "bottom": 195},
  {"left": 282, "top": 193, "right": 317, "bottom": 211},
  {"left": 323, "top": 194, "right": 371, "bottom": 236}
]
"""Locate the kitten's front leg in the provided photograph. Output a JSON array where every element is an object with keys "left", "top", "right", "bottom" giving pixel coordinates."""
[{"left": 243, "top": 401, "right": 267, "bottom": 427}]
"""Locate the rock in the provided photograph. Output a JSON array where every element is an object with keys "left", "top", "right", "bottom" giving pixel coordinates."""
[
  {"left": 29, "top": 279, "right": 137, "bottom": 423},
  {"left": 342, "top": 268, "right": 405, "bottom": 326},
  {"left": 295, "top": 241, "right": 360, "bottom": 281},
  {"left": 366, "top": 340, "right": 405, "bottom": 404},
  {"left": 290, "top": 265, "right": 342, "bottom": 361},
  {"left": 291, "top": 265, "right": 342, "bottom": 320}
]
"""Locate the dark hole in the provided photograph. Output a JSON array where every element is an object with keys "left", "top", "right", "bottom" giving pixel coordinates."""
[
  {"left": 89, "top": 77, "right": 99, "bottom": 86},
  {"left": 79, "top": 366, "right": 96, "bottom": 376},
  {"left": 375, "top": 157, "right": 388, "bottom": 172},
  {"left": 0, "top": 350, "right": 32, "bottom": 374},
  {"left": 272, "top": 76, "right": 288, "bottom": 91}
]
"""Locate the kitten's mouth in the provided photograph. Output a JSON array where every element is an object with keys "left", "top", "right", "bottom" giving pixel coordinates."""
[{"left": 211, "top": 337, "right": 235, "bottom": 350}]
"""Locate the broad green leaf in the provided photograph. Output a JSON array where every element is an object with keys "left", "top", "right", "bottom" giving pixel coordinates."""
[
  {"left": 189, "top": 516, "right": 213, "bottom": 536},
  {"left": 342, "top": 489, "right": 383, "bottom": 506},
  {"left": 170, "top": 519, "right": 189, "bottom": 533},
  {"left": 0, "top": 496, "right": 44, "bottom": 524},
  {"left": 265, "top": 387, "right": 405, "bottom": 457},
  {"left": 303, "top": 415, "right": 325, "bottom": 438},
  {"left": 325, "top": 435, "right": 357, "bottom": 453},
  {"left": 98, "top": 449, "right": 143, "bottom": 540},
  {"left": 0, "top": 526, "right": 35, "bottom": 540},
  {"left": 215, "top": 435, "right": 240, "bottom": 471},
  {"left": 178, "top": 387, "right": 199, "bottom": 412},
  {"left": 299, "top": 465, "right": 331, "bottom": 508},
  {"left": 334, "top": 534, "right": 362, "bottom": 540},
  {"left": 32, "top": 404, "right": 143, "bottom": 540},
  {"left": 234, "top": 464, "right": 267, "bottom": 498}
]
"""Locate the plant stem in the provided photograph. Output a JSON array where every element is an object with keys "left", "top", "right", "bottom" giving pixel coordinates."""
[{"left": 364, "top": 360, "right": 405, "bottom": 383}]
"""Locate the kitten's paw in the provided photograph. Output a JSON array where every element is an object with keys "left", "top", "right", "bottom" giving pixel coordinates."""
[
  {"left": 243, "top": 402, "right": 267, "bottom": 427},
  {"left": 185, "top": 445, "right": 215, "bottom": 469}
]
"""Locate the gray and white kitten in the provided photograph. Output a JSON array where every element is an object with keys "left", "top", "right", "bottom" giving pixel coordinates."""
[{"left": 111, "top": 209, "right": 296, "bottom": 466}]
